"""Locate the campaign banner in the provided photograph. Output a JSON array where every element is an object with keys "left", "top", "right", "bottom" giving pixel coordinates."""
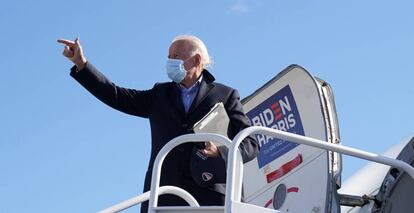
[{"left": 246, "top": 85, "right": 304, "bottom": 168}]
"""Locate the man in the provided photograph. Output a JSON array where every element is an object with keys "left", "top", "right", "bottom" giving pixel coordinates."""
[{"left": 58, "top": 35, "right": 259, "bottom": 212}]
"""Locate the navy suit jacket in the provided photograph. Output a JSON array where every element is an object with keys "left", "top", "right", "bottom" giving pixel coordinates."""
[{"left": 70, "top": 62, "right": 259, "bottom": 211}]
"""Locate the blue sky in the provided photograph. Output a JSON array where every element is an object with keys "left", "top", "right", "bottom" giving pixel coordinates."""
[{"left": 1, "top": 0, "right": 413, "bottom": 212}]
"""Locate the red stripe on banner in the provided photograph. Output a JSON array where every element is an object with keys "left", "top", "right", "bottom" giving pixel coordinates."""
[
  {"left": 287, "top": 187, "right": 299, "bottom": 193},
  {"left": 271, "top": 102, "right": 279, "bottom": 109},
  {"left": 266, "top": 154, "right": 303, "bottom": 183},
  {"left": 273, "top": 107, "right": 281, "bottom": 114},
  {"left": 275, "top": 113, "right": 283, "bottom": 120},
  {"left": 264, "top": 199, "right": 273, "bottom": 208}
]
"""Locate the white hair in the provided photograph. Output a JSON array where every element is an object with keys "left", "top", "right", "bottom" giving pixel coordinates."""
[{"left": 172, "top": 35, "right": 213, "bottom": 68}]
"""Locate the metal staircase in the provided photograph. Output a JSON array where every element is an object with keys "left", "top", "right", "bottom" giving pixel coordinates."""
[{"left": 98, "top": 127, "right": 414, "bottom": 213}]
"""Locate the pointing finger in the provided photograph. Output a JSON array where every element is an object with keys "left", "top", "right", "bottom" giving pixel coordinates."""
[{"left": 57, "top": 39, "right": 76, "bottom": 47}]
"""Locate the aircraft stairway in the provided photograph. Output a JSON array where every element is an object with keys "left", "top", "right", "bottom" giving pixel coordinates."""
[{"left": 98, "top": 128, "right": 414, "bottom": 213}]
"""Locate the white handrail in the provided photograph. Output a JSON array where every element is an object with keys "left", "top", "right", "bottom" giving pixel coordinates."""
[
  {"left": 99, "top": 126, "right": 414, "bottom": 213},
  {"left": 224, "top": 126, "right": 414, "bottom": 213},
  {"left": 148, "top": 133, "right": 232, "bottom": 213},
  {"left": 98, "top": 185, "right": 199, "bottom": 213}
]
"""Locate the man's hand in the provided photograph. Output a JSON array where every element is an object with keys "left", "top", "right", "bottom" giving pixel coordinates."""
[
  {"left": 57, "top": 37, "right": 87, "bottom": 70},
  {"left": 201, "top": 141, "right": 220, "bottom": 158}
]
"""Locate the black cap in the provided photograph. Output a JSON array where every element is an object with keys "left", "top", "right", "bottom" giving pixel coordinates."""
[{"left": 190, "top": 148, "right": 226, "bottom": 188}]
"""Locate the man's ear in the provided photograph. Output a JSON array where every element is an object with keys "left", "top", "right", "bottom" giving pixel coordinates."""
[{"left": 194, "top": 54, "right": 202, "bottom": 68}]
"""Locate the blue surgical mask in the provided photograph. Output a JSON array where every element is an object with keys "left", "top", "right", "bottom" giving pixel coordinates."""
[{"left": 166, "top": 59, "right": 187, "bottom": 83}]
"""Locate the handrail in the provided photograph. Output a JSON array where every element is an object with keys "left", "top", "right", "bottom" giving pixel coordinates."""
[
  {"left": 98, "top": 185, "right": 199, "bottom": 213},
  {"left": 148, "top": 133, "right": 232, "bottom": 213},
  {"left": 99, "top": 126, "right": 414, "bottom": 213},
  {"left": 224, "top": 126, "right": 414, "bottom": 213}
]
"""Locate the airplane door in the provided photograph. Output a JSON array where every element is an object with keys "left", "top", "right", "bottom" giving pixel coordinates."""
[{"left": 241, "top": 65, "right": 341, "bottom": 213}]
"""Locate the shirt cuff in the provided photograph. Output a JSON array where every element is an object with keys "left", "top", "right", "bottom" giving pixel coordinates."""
[{"left": 70, "top": 61, "right": 88, "bottom": 76}]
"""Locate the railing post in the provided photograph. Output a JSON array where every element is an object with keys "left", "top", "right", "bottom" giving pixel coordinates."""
[{"left": 148, "top": 133, "right": 232, "bottom": 213}]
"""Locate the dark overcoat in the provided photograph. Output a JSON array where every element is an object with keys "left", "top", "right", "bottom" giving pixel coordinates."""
[{"left": 70, "top": 63, "right": 259, "bottom": 212}]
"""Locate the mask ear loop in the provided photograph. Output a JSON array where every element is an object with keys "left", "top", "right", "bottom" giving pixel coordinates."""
[
  {"left": 181, "top": 55, "right": 192, "bottom": 72},
  {"left": 183, "top": 53, "right": 201, "bottom": 71}
]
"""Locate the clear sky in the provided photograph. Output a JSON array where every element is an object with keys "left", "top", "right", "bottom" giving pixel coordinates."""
[{"left": 1, "top": 0, "right": 413, "bottom": 212}]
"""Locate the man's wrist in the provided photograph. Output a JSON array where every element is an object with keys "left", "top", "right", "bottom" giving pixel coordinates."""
[{"left": 75, "top": 58, "right": 87, "bottom": 71}]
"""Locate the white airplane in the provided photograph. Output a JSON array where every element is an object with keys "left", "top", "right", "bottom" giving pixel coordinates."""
[{"left": 99, "top": 65, "right": 414, "bottom": 213}]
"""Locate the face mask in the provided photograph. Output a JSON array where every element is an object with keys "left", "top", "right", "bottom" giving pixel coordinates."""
[{"left": 166, "top": 59, "right": 187, "bottom": 83}]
